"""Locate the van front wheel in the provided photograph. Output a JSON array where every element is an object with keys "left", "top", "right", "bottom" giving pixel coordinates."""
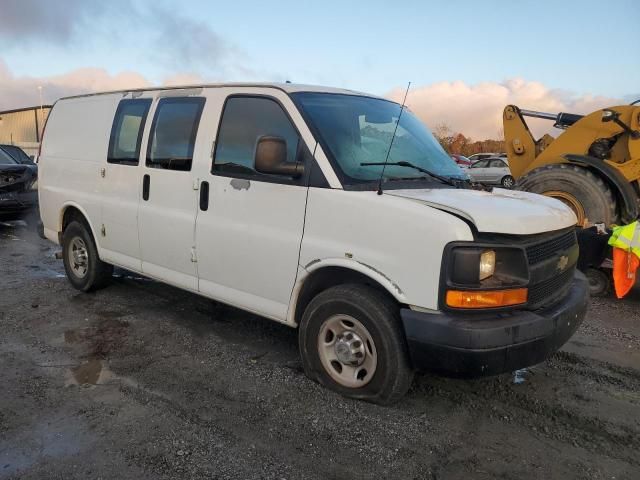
[
  {"left": 62, "top": 220, "right": 113, "bottom": 292},
  {"left": 299, "top": 284, "right": 413, "bottom": 405}
]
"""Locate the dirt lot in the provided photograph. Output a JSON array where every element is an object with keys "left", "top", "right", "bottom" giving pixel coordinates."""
[{"left": 1, "top": 218, "right": 639, "bottom": 480}]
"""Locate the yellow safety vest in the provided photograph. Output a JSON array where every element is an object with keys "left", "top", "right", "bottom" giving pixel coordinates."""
[{"left": 609, "top": 221, "right": 640, "bottom": 258}]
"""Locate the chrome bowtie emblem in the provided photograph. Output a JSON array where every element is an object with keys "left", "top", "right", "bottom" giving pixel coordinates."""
[{"left": 557, "top": 255, "right": 569, "bottom": 271}]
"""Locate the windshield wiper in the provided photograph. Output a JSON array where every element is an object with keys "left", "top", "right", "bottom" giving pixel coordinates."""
[{"left": 360, "top": 161, "right": 465, "bottom": 188}]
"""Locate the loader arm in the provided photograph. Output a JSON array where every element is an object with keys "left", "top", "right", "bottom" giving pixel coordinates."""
[
  {"left": 503, "top": 105, "right": 538, "bottom": 179},
  {"left": 504, "top": 104, "right": 640, "bottom": 181}
]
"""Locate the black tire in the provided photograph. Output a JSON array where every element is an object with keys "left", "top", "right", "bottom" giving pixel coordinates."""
[
  {"left": 501, "top": 175, "right": 515, "bottom": 189},
  {"left": 62, "top": 220, "right": 113, "bottom": 292},
  {"left": 518, "top": 164, "right": 617, "bottom": 225},
  {"left": 298, "top": 284, "right": 413, "bottom": 405},
  {"left": 585, "top": 268, "right": 611, "bottom": 297}
]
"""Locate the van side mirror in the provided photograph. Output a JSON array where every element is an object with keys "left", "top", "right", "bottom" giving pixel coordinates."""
[{"left": 254, "top": 136, "right": 304, "bottom": 178}]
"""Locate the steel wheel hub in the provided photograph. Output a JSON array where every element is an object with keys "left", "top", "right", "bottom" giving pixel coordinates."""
[
  {"left": 318, "top": 314, "right": 377, "bottom": 388},
  {"left": 68, "top": 236, "right": 89, "bottom": 278},
  {"left": 334, "top": 331, "right": 366, "bottom": 366}
]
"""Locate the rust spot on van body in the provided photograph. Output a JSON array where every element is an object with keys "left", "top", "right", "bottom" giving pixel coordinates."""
[
  {"left": 305, "top": 259, "right": 321, "bottom": 269},
  {"left": 357, "top": 261, "right": 404, "bottom": 295},
  {"left": 230, "top": 179, "right": 250, "bottom": 190}
]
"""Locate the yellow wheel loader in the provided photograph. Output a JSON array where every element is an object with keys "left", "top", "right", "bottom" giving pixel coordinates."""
[{"left": 503, "top": 101, "right": 640, "bottom": 226}]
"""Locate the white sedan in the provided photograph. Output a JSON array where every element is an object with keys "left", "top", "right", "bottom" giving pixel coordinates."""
[{"left": 467, "top": 157, "right": 515, "bottom": 188}]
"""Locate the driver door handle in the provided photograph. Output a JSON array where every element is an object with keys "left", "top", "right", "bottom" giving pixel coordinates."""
[
  {"left": 142, "top": 174, "right": 150, "bottom": 201},
  {"left": 199, "top": 181, "right": 209, "bottom": 211}
]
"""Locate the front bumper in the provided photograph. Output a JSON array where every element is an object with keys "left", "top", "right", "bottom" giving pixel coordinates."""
[
  {"left": 0, "top": 190, "right": 37, "bottom": 215},
  {"left": 401, "top": 271, "right": 589, "bottom": 376}
]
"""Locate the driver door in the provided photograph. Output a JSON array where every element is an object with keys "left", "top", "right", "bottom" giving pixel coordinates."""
[{"left": 195, "top": 91, "right": 310, "bottom": 321}]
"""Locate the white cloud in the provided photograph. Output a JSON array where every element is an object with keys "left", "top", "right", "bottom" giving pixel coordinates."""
[
  {"left": 387, "top": 78, "right": 623, "bottom": 140},
  {"left": 0, "top": 0, "right": 250, "bottom": 81},
  {"left": 1, "top": 61, "right": 628, "bottom": 146},
  {"left": 0, "top": 59, "right": 150, "bottom": 110},
  {"left": 161, "top": 73, "right": 207, "bottom": 87},
  {"left": 0, "top": 0, "right": 110, "bottom": 44}
]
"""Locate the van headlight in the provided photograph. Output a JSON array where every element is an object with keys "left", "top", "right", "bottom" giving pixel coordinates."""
[
  {"left": 443, "top": 245, "right": 529, "bottom": 309},
  {"left": 479, "top": 250, "right": 495, "bottom": 280}
]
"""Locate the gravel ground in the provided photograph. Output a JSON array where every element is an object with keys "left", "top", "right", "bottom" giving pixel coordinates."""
[{"left": 1, "top": 217, "right": 639, "bottom": 479}]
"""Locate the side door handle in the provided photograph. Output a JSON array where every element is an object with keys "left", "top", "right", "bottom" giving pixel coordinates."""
[
  {"left": 142, "top": 174, "right": 150, "bottom": 201},
  {"left": 199, "top": 181, "right": 209, "bottom": 211}
]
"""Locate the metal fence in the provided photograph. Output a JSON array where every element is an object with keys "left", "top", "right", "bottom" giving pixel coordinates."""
[{"left": 0, "top": 106, "right": 52, "bottom": 157}]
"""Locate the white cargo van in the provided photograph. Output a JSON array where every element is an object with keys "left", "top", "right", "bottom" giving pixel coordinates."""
[{"left": 38, "top": 83, "right": 588, "bottom": 404}]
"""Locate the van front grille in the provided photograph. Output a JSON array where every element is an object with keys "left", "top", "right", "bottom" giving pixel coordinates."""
[
  {"left": 527, "top": 266, "right": 575, "bottom": 309},
  {"left": 525, "top": 230, "right": 577, "bottom": 265}
]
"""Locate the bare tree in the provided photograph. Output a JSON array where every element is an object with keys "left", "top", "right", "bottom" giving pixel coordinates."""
[{"left": 433, "top": 122, "right": 454, "bottom": 153}]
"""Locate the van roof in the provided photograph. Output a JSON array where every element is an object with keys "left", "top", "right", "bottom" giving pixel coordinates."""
[{"left": 59, "top": 82, "right": 389, "bottom": 102}]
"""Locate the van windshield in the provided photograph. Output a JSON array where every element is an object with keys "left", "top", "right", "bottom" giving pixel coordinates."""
[{"left": 292, "top": 92, "right": 465, "bottom": 186}]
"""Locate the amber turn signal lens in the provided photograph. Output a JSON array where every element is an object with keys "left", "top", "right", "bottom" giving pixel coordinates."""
[{"left": 446, "top": 288, "right": 528, "bottom": 309}]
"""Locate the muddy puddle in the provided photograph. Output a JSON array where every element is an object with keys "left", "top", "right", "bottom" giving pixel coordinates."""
[
  {"left": 65, "top": 358, "right": 114, "bottom": 386},
  {"left": 26, "top": 264, "right": 66, "bottom": 279},
  {"left": 64, "top": 317, "right": 129, "bottom": 353},
  {"left": 0, "top": 219, "right": 28, "bottom": 228},
  {"left": 0, "top": 220, "right": 31, "bottom": 242},
  {"left": 62, "top": 318, "right": 130, "bottom": 386}
]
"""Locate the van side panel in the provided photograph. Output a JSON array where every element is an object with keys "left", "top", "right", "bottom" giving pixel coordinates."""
[
  {"left": 39, "top": 95, "right": 121, "bottom": 246},
  {"left": 298, "top": 188, "right": 474, "bottom": 311},
  {"left": 98, "top": 96, "right": 153, "bottom": 272}
]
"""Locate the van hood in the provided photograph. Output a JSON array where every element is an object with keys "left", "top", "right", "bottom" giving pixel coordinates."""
[{"left": 386, "top": 187, "right": 577, "bottom": 235}]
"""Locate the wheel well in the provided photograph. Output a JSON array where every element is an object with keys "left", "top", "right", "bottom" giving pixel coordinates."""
[
  {"left": 584, "top": 166, "right": 619, "bottom": 200},
  {"left": 519, "top": 162, "right": 620, "bottom": 224},
  {"left": 570, "top": 164, "right": 625, "bottom": 221},
  {"left": 564, "top": 155, "right": 639, "bottom": 223},
  {"left": 294, "top": 266, "right": 399, "bottom": 325},
  {"left": 589, "top": 166, "right": 635, "bottom": 219},
  {"left": 60, "top": 206, "right": 90, "bottom": 243}
]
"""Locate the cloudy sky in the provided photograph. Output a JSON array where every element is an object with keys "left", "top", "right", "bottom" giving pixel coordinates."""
[{"left": 1, "top": 0, "right": 638, "bottom": 139}]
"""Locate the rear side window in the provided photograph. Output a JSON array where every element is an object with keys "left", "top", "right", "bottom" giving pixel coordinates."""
[
  {"left": 146, "top": 97, "right": 205, "bottom": 171},
  {"left": 213, "top": 96, "right": 300, "bottom": 176},
  {"left": 108, "top": 99, "right": 152, "bottom": 165},
  {"left": 490, "top": 159, "right": 507, "bottom": 168}
]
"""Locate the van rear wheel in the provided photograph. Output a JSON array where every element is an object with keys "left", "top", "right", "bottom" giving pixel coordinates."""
[
  {"left": 299, "top": 284, "right": 413, "bottom": 405},
  {"left": 62, "top": 220, "right": 113, "bottom": 292}
]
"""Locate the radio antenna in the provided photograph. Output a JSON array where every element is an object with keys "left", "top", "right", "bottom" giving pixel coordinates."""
[{"left": 377, "top": 81, "right": 411, "bottom": 195}]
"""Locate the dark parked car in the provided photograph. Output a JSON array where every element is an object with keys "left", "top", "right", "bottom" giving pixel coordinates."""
[
  {"left": 0, "top": 144, "right": 35, "bottom": 165},
  {"left": 0, "top": 147, "right": 38, "bottom": 219}
]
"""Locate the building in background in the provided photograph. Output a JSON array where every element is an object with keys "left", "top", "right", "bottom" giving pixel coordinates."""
[{"left": 0, "top": 105, "right": 52, "bottom": 159}]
